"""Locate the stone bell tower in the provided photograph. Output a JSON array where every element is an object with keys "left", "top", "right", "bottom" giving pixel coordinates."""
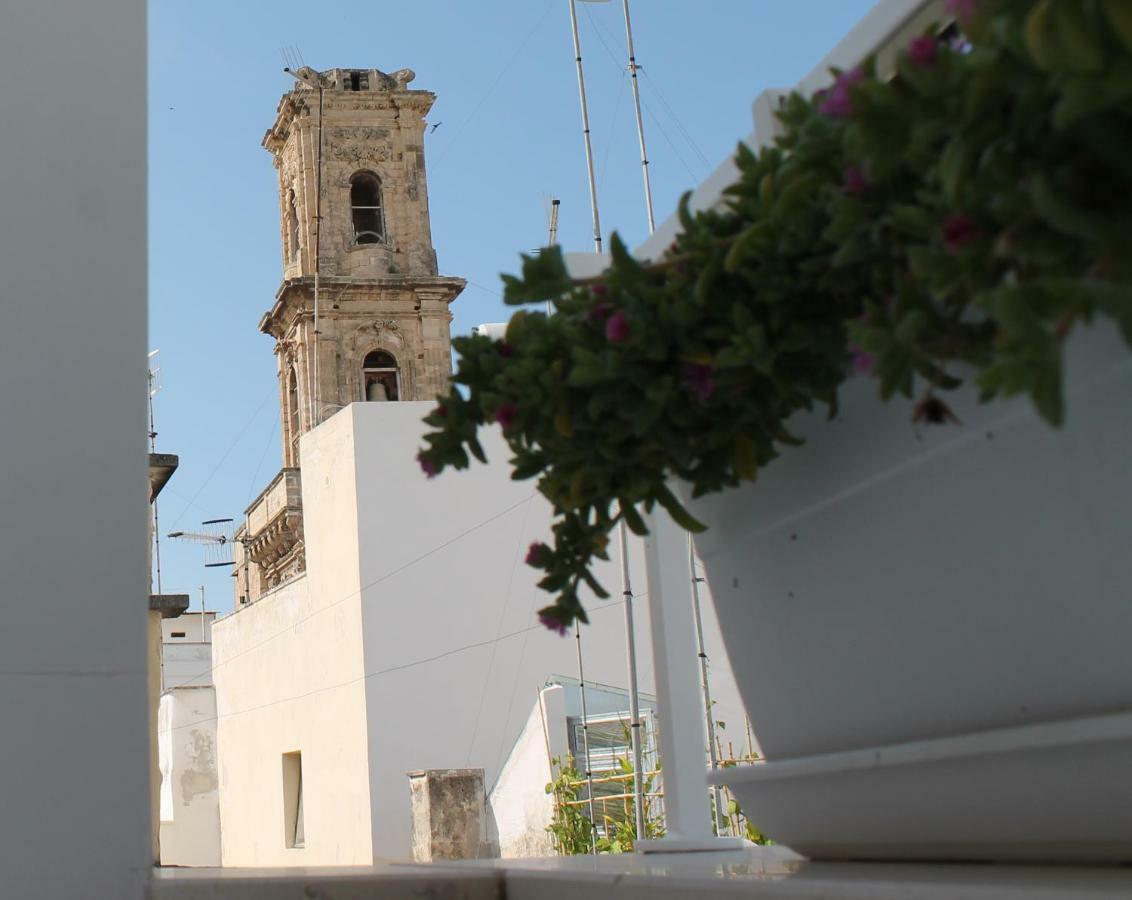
[
  {"left": 235, "top": 67, "right": 464, "bottom": 602},
  {"left": 261, "top": 66, "right": 465, "bottom": 468}
]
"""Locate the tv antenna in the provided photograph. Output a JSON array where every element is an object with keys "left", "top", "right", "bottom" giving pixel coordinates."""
[
  {"left": 169, "top": 519, "right": 254, "bottom": 606},
  {"left": 168, "top": 518, "right": 241, "bottom": 566}
]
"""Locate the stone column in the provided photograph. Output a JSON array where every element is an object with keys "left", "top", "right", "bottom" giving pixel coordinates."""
[{"left": 407, "top": 768, "right": 499, "bottom": 862}]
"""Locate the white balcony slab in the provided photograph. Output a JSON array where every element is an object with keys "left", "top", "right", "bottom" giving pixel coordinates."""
[
  {"left": 426, "top": 848, "right": 1132, "bottom": 900},
  {"left": 148, "top": 863, "right": 501, "bottom": 899}
]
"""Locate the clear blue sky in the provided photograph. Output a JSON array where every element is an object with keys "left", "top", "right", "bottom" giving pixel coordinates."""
[{"left": 149, "top": 0, "right": 877, "bottom": 611}]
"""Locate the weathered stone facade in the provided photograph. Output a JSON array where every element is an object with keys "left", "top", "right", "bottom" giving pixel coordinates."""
[{"left": 235, "top": 67, "right": 464, "bottom": 603}]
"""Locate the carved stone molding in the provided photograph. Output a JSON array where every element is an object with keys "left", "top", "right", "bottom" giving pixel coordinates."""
[{"left": 328, "top": 127, "right": 392, "bottom": 165}]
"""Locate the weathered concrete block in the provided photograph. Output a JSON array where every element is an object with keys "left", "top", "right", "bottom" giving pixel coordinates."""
[{"left": 407, "top": 768, "right": 499, "bottom": 862}]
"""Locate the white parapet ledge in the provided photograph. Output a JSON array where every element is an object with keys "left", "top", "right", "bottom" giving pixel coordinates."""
[{"left": 149, "top": 848, "right": 1132, "bottom": 900}]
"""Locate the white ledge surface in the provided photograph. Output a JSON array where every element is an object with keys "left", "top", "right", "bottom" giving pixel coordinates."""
[{"left": 150, "top": 847, "right": 1132, "bottom": 900}]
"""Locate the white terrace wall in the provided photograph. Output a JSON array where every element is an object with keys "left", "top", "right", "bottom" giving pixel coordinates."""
[
  {"left": 159, "top": 687, "right": 221, "bottom": 866},
  {"left": 213, "top": 400, "right": 748, "bottom": 866},
  {"left": 340, "top": 401, "right": 747, "bottom": 862},
  {"left": 212, "top": 414, "right": 375, "bottom": 869}
]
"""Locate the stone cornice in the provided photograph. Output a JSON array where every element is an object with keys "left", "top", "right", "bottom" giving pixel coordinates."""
[{"left": 259, "top": 275, "right": 466, "bottom": 338}]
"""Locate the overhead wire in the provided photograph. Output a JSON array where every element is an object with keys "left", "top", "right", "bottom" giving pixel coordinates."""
[
  {"left": 432, "top": 0, "right": 558, "bottom": 170},
  {"left": 166, "top": 387, "right": 276, "bottom": 530},
  {"left": 168, "top": 492, "right": 539, "bottom": 693},
  {"left": 581, "top": 3, "right": 706, "bottom": 182},
  {"left": 171, "top": 588, "right": 643, "bottom": 738},
  {"left": 465, "top": 494, "right": 537, "bottom": 764}
]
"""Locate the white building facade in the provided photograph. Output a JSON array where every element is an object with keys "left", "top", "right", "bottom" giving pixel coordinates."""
[
  {"left": 212, "top": 401, "right": 747, "bottom": 865},
  {"left": 159, "top": 611, "right": 222, "bottom": 867}
]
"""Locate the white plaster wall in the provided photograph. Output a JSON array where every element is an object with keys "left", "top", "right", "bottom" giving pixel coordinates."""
[
  {"left": 489, "top": 686, "right": 565, "bottom": 858},
  {"left": 159, "top": 688, "right": 221, "bottom": 866},
  {"left": 212, "top": 410, "right": 376, "bottom": 868},
  {"left": 0, "top": 1, "right": 149, "bottom": 895},
  {"left": 162, "top": 612, "right": 217, "bottom": 691},
  {"left": 334, "top": 401, "right": 748, "bottom": 861},
  {"left": 213, "top": 400, "right": 750, "bottom": 867}
]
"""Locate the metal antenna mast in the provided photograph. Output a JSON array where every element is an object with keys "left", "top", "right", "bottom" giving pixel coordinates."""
[
  {"left": 574, "top": 622, "right": 599, "bottom": 854},
  {"left": 619, "top": 0, "right": 655, "bottom": 233},
  {"left": 691, "top": 543, "right": 727, "bottom": 835},
  {"left": 568, "top": 0, "right": 603, "bottom": 253},
  {"left": 148, "top": 350, "right": 164, "bottom": 594}
]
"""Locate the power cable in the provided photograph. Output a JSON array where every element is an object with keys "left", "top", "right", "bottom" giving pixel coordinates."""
[
  {"left": 166, "top": 387, "right": 276, "bottom": 530},
  {"left": 169, "top": 493, "right": 538, "bottom": 692},
  {"left": 170, "top": 590, "right": 640, "bottom": 737},
  {"left": 432, "top": 0, "right": 557, "bottom": 170},
  {"left": 465, "top": 494, "right": 536, "bottom": 764}
]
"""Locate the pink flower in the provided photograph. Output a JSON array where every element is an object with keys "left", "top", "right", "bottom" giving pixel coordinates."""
[
  {"left": 539, "top": 611, "right": 569, "bottom": 636},
  {"left": 681, "top": 363, "right": 716, "bottom": 402},
  {"left": 525, "top": 542, "right": 548, "bottom": 567},
  {"left": 605, "top": 310, "right": 631, "bottom": 343},
  {"left": 851, "top": 349, "right": 875, "bottom": 375},
  {"left": 941, "top": 214, "right": 977, "bottom": 254},
  {"left": 417, "top": 452, "right": 438, "bottom": 478},
  {"left": 586, "top": 301, "right": 614, "bottom": 324},
  {"left": 907, "top": 36, "right": 938, "bottom": 67},
  {"left": 591, "top": 282, "right": 608, "bottom": 296},
  {"left": 841, "top": 164, "right": 871, "bottom": 196},
  {"left": 819, "top": 67, "right": 865, "bottom": 119},
  {"left": 495, "top": 403, "right": 519, "bottom": 430},
  {"left": 945, "top": 0, "right": 979, "bottom": 24}
]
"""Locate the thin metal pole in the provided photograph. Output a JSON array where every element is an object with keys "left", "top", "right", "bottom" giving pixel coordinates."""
[
  {"left": 199, "top": 584, "right": 207, "bottom": 642},
  {"left": 620, "top": 0, "right": 655, "bottom": 234},
  {"left": 547, "top": 198, "right": 560, "bottom": 316},
  {"left": 147, "top": 375, "right": 163, "bottom": 594},
  {"left": 574, "top": 622, "right": 598, "bottom": 853},
  {"left": 618, "top": 521, "right": 647, "bottom": 842},
  {"left": 312, "top": 82, "right": 324, "bottom": 425},
  {"left": 689, "top": 537, "right": 727, "bottom": 835},
  {"left": 568, "top": 0, "right": 603, "bottom": 254}
]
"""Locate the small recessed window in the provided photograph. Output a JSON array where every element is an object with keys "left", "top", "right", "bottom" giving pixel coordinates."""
[
  {"left": 349, "top": 72, "right": 361, "bottom": 91},
  {"left": 282, "top": 751, "right": 305, "bottom": 849},
  {"left": 349, "top": 171, "right": 384, "bottom": 245},
  {"left": 286, "top": 189, "right": 299, "bottom": 260},
  {"left": 170, "top": 631, "right": 186, "bottom": 638}
]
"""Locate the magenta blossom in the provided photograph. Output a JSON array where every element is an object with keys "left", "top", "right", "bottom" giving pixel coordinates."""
[
  {"left": 907, "top": 36, "right": 938, "bottom": 67},
  {"left": 495, "top": 403, "right": 519, "bottom": 430},
  {"left": 941, "top": 214, "right": 978, "bottom": 254},
  {"left": 945, "top": 0, "right": 979, "bottom": 24},
  {"left": 841, "top": 164, "right": 871, "bottom": 196},
  {"left": 682, "top": 363, "right": 716, "bottom": 402},
  {"left": 591, "top": 282, "right": 608, "bottom": 296},
  {"left": 539, "top": 611, "right": 569, "bottom": 636},
  {"left": 819, "top": 67, "right": 865, "bottom": 119},
  {"left": 605, "top": 310, "right": 631, "bottom": 343},
  {"left": 417, "top": 452, "right": 438, "bottom": 478},
  {"left": 525, "top": 542, "right": 548, "bottom": 567},
  {"left": 586, "top": 300, "right": 614, "bottom": 324},
  {"left": 850, "top": 347, "right": 875, "bottom": 375}
]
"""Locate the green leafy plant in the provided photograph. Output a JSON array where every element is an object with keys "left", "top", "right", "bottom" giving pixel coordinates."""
[
  {"left": 545, "top": 752, "right": 664, "bottom": 855},
  {"left": 419, "top": 0, "right": 1132, "bottom": 630}
]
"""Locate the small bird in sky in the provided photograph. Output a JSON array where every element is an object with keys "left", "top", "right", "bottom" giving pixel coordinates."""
[{"left": 429, "top": 122, "right": 442, "bottom": 133}]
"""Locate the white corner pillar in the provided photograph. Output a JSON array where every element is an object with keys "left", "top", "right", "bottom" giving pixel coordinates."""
[{"left": 637, "top": 503, "right": 746, "bottom": 853}]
